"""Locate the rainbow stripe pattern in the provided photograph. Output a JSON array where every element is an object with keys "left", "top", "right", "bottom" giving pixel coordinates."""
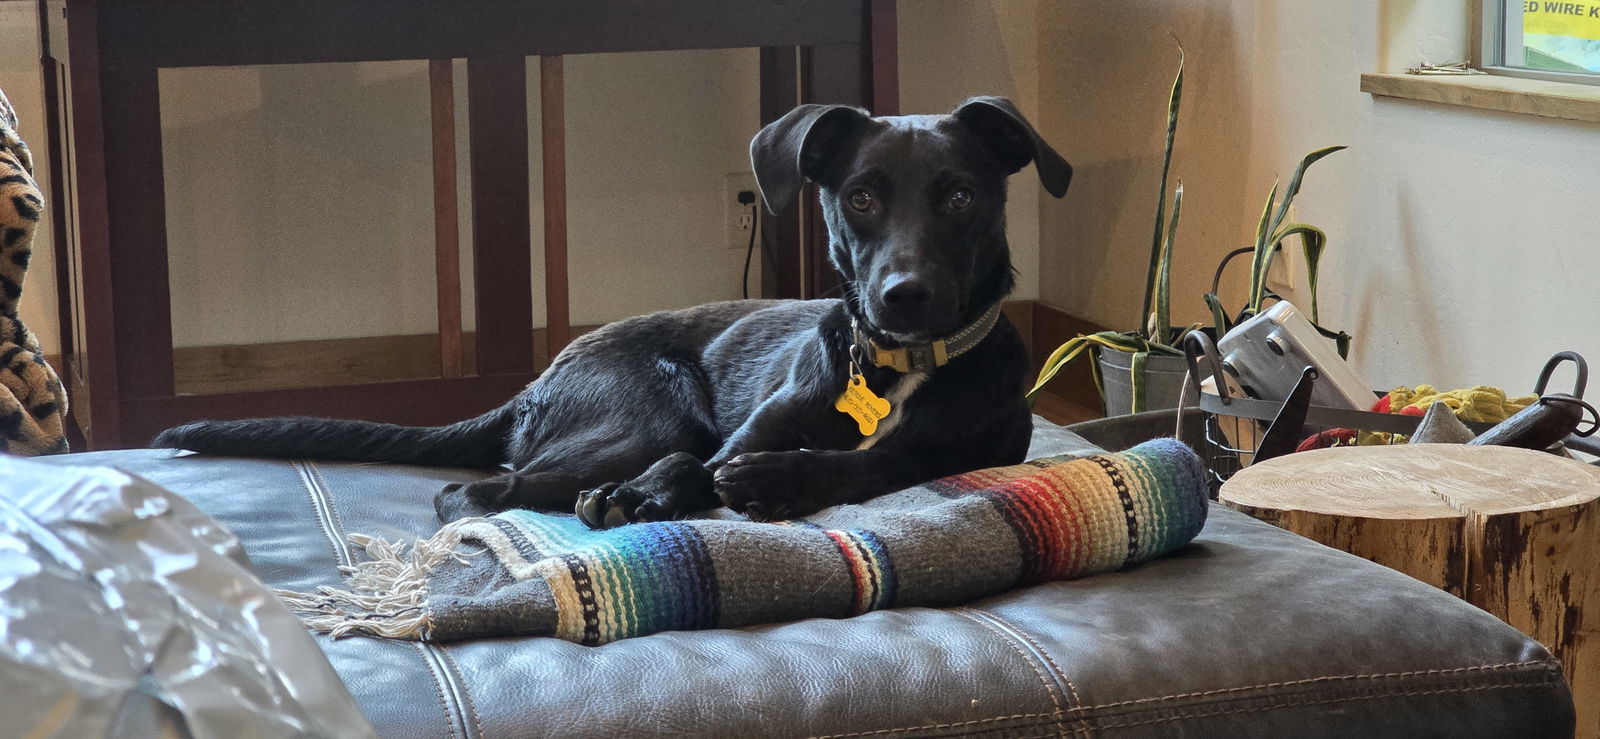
[
  {"left": 284, "top": 439, "right": 1208, "bottom": 645},
  {"left": 458, "top": 438, "right": 1208, "bottom": 645},
  {"left": 488, "top": 514, "right": 723, "bottom": 645},
  {"left": 924, "top": 440, "right": 1209, "bottom": 585}
]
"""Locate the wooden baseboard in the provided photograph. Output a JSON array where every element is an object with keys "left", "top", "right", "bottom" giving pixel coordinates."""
[
  {"left": 155, "top": 301, "right": 1051, "bottom": 395},
  {"left": 166, "top": 325, "right": 604, "bottom": 395},
  {"left": 1029, "top": 301, "right": 1110, "bottom": 418},
  {"left": 48, "top": 301, "right": 1108, "bottom": 417}
]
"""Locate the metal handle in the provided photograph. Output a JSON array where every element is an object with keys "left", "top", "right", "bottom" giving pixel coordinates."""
[
  {"left": 1183, "top": 332, "right": 1232, "bottom": 406},
  {"left": 1533, "top": 351, "right": 1588, "bottom": 398}
]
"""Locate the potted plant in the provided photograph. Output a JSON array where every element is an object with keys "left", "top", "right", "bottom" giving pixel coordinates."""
[
  {"left": 1029, "top": 53, "right": 1350, "bottom": 415},
  {"left": 1027, "top": 51, "right": 1193, "bottom": 416}
]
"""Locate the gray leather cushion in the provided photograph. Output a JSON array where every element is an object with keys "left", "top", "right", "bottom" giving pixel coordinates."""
[{"left": 51, "top": 420, "right": 1573, "bottom": 737}]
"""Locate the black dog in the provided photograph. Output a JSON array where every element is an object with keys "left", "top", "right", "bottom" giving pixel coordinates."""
[{"left": 154, "top": 97, "right": 1071, "bottom": 528}]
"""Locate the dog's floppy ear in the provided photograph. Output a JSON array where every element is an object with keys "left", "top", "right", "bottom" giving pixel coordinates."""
[
  {"left": 952, "top": 97, "right": 1072, "bottom": 198},
  {"left": 750, "top": 104, "right": 871, "bottom": 215}
]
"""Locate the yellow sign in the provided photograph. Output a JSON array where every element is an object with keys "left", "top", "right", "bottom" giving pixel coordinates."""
[{"left": 1524, "top": 1, "right": 1600, "bottom": 41}]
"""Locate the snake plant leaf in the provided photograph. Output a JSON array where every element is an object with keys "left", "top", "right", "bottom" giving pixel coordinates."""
[
  {"left": 1140, "top": 47, "right": 1184, "bottom": 334},
  {"left": 1167, "top": 323, "right": 1204, "bottom": 355},
  {"left": 1090, "top": 331, "right": 1151, "bottom": 353},
  {"left": 1268, "top": 145, "right": 1346, "bottom": 236},
  {"left": 1129, "top": 350, "right": 1149, "bottom": 413},
  {"left": 1029, "top": 332, "right": 1147, "bottom": 401},
  {"left": 1145, "top": 337, "right": 1185, "bottom": 356},
  {"left": 1028, "top": 336, "right": 1090, "bottom": 401},
  {"left": 1028, "top": 331, "right": 1170, "bottom": 401},
  {"left": 1251, "top": 224, "right": 1326, "bottom": 315},
  {"left": 1203, "top": 292, "right": 1232, "bottom": 335},
  {"left": 1294, "top": 224, "right": 1329, "bottom": 324},
  {"left": 1312, "top": 323, "right": 1353, "bottom": 360},
  {"left": 1146, "top": 181, "right": 1183, "bottom": 344},
  {"left": 1247, "top": 180, "right": 1279, "bottom": 314}
]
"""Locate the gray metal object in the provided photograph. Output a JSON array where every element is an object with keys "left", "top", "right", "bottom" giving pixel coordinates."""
[
  {"left": 1096, "top": 347, "right": 1197, "bottom": 417},
  {"left": 1064, "top": 408, "right": 1208, "bottom": 453}
]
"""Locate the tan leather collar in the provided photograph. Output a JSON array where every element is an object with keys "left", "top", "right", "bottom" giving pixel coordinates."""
[{"left": 851, "top": 302, "right": 1004, "bottom": 374}]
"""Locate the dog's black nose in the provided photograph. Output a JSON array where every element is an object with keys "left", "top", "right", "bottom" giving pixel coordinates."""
[{"left": 881, "top": 274, "right": 933, "bottom": 308}]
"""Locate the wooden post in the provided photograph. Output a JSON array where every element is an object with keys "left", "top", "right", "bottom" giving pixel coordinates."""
[
  {"left": 428, "top": 59, "right": 463, "bottom": 378},
  {"left": 539, "top": 56, "right": 570, "bottom": 362},
  {"left": 867, "top": 0, "right": 898, "bottom": 116},
  {"left": 1221, "top": 444, "right": 1600, "bottom": 738},
  {"left": 465, "top": 56, "right": 534, "bottom": 377}
]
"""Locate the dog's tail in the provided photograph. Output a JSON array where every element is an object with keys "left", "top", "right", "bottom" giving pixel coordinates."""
[{"left": 150, "top": 402, "right": 517, "bottom": 468}]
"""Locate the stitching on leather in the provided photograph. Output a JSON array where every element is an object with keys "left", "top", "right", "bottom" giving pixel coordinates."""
[
  {"left": 1080, "top": 660, "right": 1549, "bottom": 711},
  {"left": 809, "top": 712, "right": 1061, "bottom": 738},
  {"left": 307, "top": 463, "right": 350, "bottom": 554},
  {"left": 805, "top": 659, "right": 1556, "bottom": 738},
  {"left": 888, "top": 678, "right": 1553, "bottom": 737},
  {"left": 438, "top": 646, "right": 484, "bottom": 739},
  {"left": 973, "top": 608, "right": 1093, "bottom": 737},
  {"left": 1092, "top": 680, "right": 1549, "bottom": 730},
  {"left": 951, "top": 608, "right": 1067, "bottom": 733},
  {"left": 424, "top": 645, "right": 474, "bottom": 739},
  {"left": 292, "top": 461, "right": 347, "bottom": 568},
  {"left": 413, "top": 643, "right": 464, "bottom": 739},
  {"left": 300, "top": 461, "right": 471, "bottom": 738}
]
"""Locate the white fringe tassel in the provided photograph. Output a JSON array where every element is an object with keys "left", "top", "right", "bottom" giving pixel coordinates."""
[{"left": 275, "top": 519, "right": 480, "bottom": 640}]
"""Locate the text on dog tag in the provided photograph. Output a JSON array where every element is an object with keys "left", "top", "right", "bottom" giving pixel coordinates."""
[{"left": 835, "top": 374, "right": 890, "bottom": 436}]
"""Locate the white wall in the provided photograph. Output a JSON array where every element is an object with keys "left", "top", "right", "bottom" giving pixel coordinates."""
[{"left": 1036, "top": 1, "right": 1600, "bottom": 392}]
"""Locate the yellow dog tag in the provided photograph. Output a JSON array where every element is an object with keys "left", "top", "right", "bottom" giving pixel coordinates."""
[{"left": 835, "top": 374, "right": 890, "bottom": 436}]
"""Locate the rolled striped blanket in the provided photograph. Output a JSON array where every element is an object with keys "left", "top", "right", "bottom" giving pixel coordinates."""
[{"left": 280, "top": 438, "right": 1207, "bottom": 645}]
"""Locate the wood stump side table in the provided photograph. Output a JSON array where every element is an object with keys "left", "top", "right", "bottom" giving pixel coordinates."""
[{"left": 1220, "top": 444, "right": 1600, "bottom": 738}]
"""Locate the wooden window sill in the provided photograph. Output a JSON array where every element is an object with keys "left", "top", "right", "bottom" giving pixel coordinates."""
[{"left": 1360, "top": 73, "right": 1600, "bottom": 124}]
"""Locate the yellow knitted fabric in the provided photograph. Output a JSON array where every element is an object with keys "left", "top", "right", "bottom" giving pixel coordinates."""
[
  {"left": 1357, "top": 385, "right": 1535, "bottom": 446},
  {"left": 1389, "top": 385, "right": 1536, "bottom": 422}
]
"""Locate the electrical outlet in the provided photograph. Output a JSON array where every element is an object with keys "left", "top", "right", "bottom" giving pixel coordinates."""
[{"left": 725, "top": 172, "right": 759, "bottom": 251}]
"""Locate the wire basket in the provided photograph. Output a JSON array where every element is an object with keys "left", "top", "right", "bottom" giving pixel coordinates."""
[{"left": 1176, "top": 334, "right": 1599, "bottom": 496}]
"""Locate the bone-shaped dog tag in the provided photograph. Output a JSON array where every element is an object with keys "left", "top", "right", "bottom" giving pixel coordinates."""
[{"left": 835, "top": 374, "right": 890, "bottom": 436}]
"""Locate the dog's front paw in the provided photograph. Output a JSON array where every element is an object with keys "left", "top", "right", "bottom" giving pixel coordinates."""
[
  {"left": 575, "top": 452, "right": 715, "bottom": 530},
  {"left": 713, "top": 451, "right": 813, "bottom": 522},
  {"left": 575, "top": 482, "right": 679, "bottom": 530}
]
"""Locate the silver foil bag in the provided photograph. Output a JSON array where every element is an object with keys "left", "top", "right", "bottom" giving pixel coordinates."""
[{"left": 0, "top": 457, "right": 375, "bottom": 738}]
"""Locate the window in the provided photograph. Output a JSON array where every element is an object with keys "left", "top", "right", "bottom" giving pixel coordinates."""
[{"left": 1482, "top": 0, "right": 1600, "bottom": 85}]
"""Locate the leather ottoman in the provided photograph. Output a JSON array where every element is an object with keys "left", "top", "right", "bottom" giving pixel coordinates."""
[{"left": 46, "top": 419, "right": 1574, "bottom": 737}]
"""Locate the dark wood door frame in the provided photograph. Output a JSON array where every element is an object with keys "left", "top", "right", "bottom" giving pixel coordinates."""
[
  {"left": 38, "top": 0, "right": 894, "bottom": 449},
  {"left": 759, "top": 0, "right": 898, "bottom": 301}
]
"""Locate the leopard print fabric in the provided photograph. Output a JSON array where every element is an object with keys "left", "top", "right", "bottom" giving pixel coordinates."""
[{"left": 0, "top": 87, "right": 68, "bottom": 455}]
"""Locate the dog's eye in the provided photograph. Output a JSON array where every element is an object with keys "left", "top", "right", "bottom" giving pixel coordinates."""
[
  {"left": 948, "top": 187, "right": 974, "bottom": 211},
  {"left": 848, "top": 189, "right": 874, "bottom": 212}
]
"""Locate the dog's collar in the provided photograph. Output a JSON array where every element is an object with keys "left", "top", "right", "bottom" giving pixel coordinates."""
[{"left": 851, "top": 302, "right": 1003, "bottom": 373}]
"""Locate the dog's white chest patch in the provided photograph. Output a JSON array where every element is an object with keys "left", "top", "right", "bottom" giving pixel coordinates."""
[{"left": 855, "top": 372, "right": 927, "bottom": 450}]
